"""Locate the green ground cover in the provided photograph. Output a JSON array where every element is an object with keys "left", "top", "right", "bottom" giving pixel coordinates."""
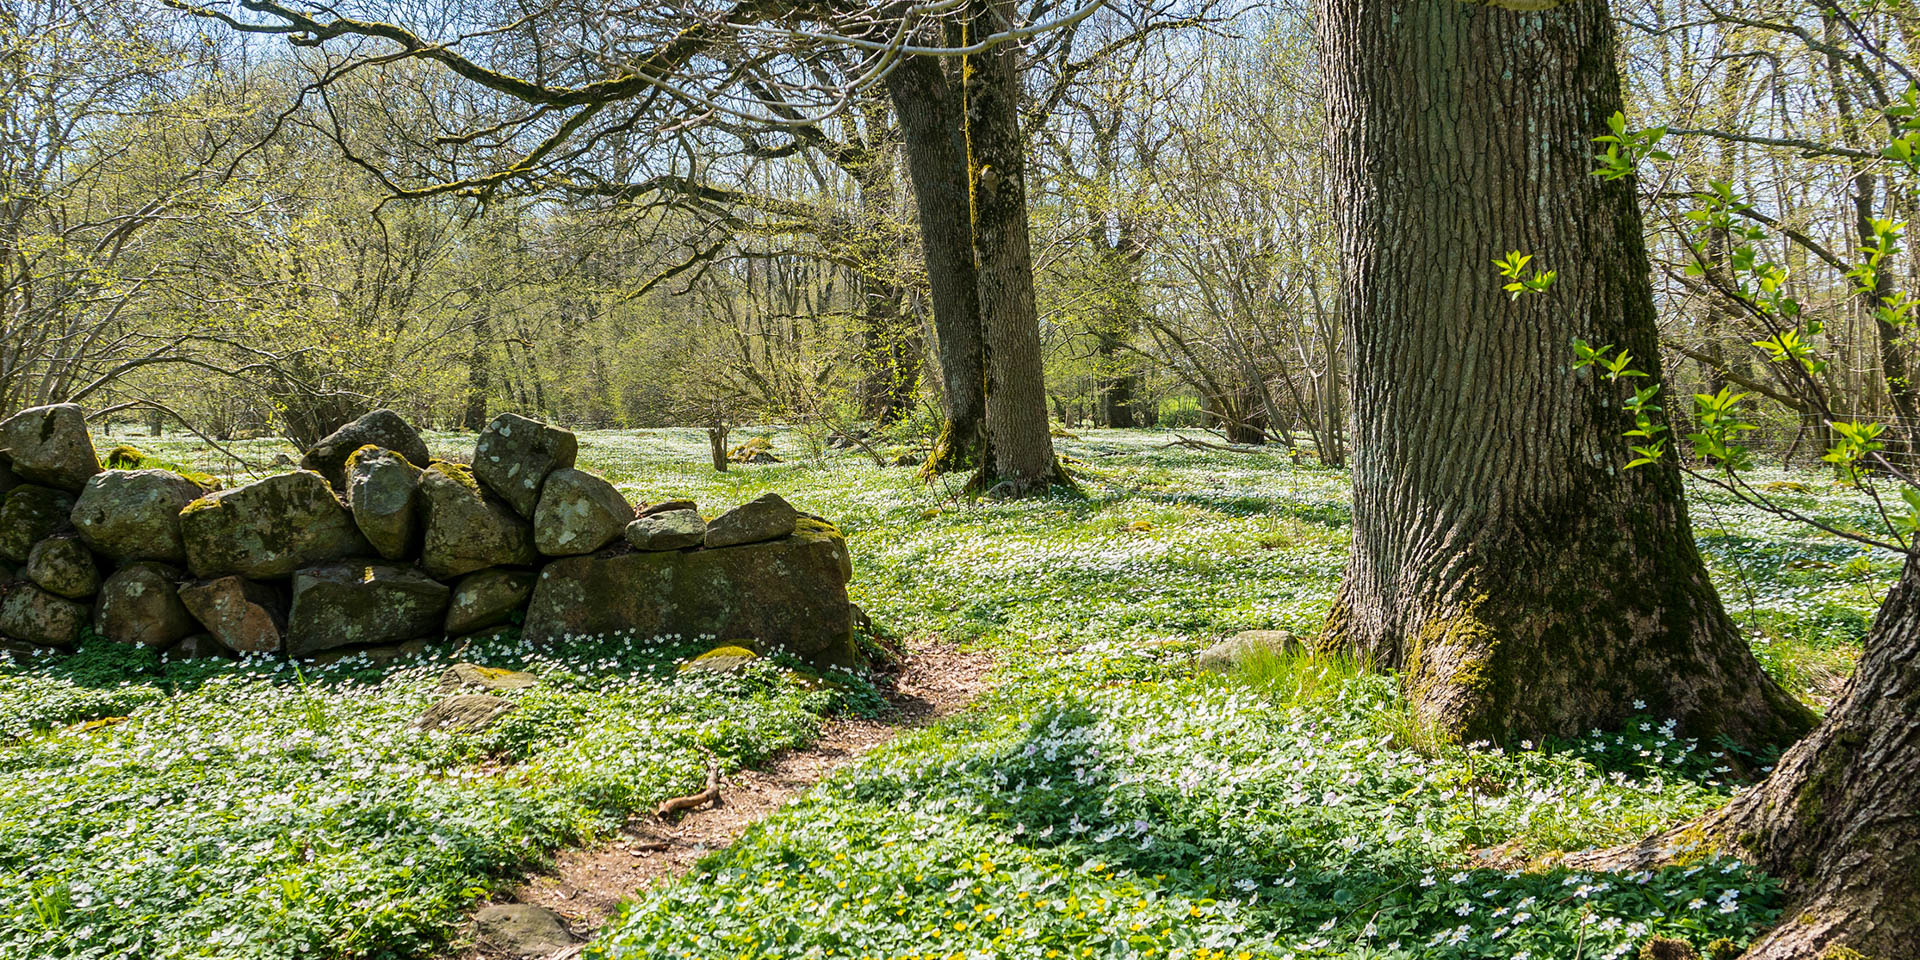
[{"left": 2, "top": 428, "right": 1891, "bottom": 959}]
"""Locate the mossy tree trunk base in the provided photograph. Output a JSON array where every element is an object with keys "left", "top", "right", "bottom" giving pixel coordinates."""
[
  {"left": 1316, "top": 0, "right": 1812, "bottom": 749},
  {"left": 1563, "top": 553, "right": 1920, "bottom": 960}
]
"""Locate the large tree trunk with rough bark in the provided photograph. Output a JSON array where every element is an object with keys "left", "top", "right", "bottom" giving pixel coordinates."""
[
  {"left": 887, "top": 54, "right": 990, "bottom": 474},
  {"left": 1316, "top": 0, "right": 1811, "bottom": 747},
  {"left": 963, "top": 0, "right": 1065, "bottom": 495},
  {"left": 1567, "top": 551, "right": 1920, "bottom": 959}
]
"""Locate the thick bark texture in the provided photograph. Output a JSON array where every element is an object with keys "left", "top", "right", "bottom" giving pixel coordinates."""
[
  {"left": 1722, "top": 552, "right": 1920, "bottom": 959},
  {"left": 963, "top": 0, "right": 1061, "bottom": 495},
  {"left": 887, "top": 55, "right": 989, "bottom": 474},
  {"left": 1316, "top": 0, "right": 1811, "bottom": 746},
  {"left": 1567, "top": 553, "right": 1920, "bottom": 959}
]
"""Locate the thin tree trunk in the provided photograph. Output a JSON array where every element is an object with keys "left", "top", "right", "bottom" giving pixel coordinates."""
[
  {"left": 963, "top": 0, "right": 1065, "bottom": 495},
  {"left": 887, "top": 54, "right": 990, "bottom": 474},
  {"left": 463, "top": 313, "right": 492, "bottom": 432},
  {"left": 1316, "top": 0, "right": 1811, "bottom": 746}
]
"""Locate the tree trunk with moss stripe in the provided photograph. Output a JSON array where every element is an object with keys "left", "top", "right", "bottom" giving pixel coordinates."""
[
  {"left": 962, "top": 0, "right": 1065, "bottom": 495},
  {"left": 889, "top": 53, "right": 991, "bottom": 475},
  {"left": 1315, "top": 0, "right": 1811, "bottom": 747}
]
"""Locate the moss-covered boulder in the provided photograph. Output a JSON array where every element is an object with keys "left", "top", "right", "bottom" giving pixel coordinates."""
[
  {"left": 94, "top": 561, "right": 195, "bottom": 648},
  {"left": 178, "top": 576, "right": 286, "bottom": 654},
  {"left": 0, "top": 485, "right": 75, "bottom": 564},
  {"left": 472, "top": 413, "right": 576, "bottom": 517},
  {"left": 345, "top": 446, "right": 421, "bottom": 560},
  {"left": 625, "top": 507, "right": 706, "bottom": 551},
  {"left": 25, "top": 535, "right": 98, "bottom": 600},
  {"left": 286, "top": 561, "right": 450, "bottom": 656},
  {"left": 69, "top": 468, "right": 205, "bottom": 563},
  {"left": 0, "top": 404, "right": 100, "bottom": 491},
  {"left": 0, "top": 581, "right": 88, "bottom": 647},
  {"left": 704, "top": 493, "right": 800, "bottom": 548},
  {"left": 418, "top": 462, "right": 536, "bottom": 579},
  {"left": 179, "top": 471, "right": 369, "bottom": 579},
  {"left": 444, "top": 568, "right": 535, "bottom": 635},
  {"left": 524, "top": 518, "right": 859, "bottom": 669},
  {"left": 532, "top": 467, "right": 631, "bottom": 556},
  {"left": 299, "top": 409, "right": 430, "bottom": 493}
]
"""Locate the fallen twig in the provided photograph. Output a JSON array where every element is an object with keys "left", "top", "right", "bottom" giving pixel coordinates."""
[{"left": 656, "top": 750, "right": 721, "bottom": 819}]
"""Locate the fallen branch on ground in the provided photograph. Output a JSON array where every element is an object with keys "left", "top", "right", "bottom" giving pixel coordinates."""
[{"left": 656, "top": 751, "right": 721, "bottom": 819}]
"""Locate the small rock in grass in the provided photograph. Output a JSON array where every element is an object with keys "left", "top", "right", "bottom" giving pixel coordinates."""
[
  {"left": 412, "top": 693, "right": 516, "bottom": 733},
  {"left": 438, "top": 662, "right": 538, "bottom": 693},
  {"left": 472, "top": 903, "right": 576, "bottom": 958},
  {"left": 1196, "top": 630, "right": 1300, "bottom": 672},
  {"left": 703, "top": 493, "right": 799, "bottom": 549},
  {"left": 680, "top": 644, "right": 759, "bottom": 674},
  {"left": 624, "top": 508, "right": 706, "bottom": 551}
]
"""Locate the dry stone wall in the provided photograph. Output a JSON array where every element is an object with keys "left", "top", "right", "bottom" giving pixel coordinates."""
[{"left": 0, "top": 405, "right": 860, "bottom": 668}]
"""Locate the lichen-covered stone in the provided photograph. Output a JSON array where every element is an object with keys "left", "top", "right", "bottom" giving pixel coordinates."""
[
  {"left": 418, "top": 462, "right": 536, "bottom": 579},
  {"left": 345, "top": 446, "right": 420, "bottom": 560},
  {"left": 704, "top": 493, "right": 800, "bottom": 548},
  {"left": 299, "top": 409, "right": 430, "bottom": 492},
  {"left": 532, "top": 468, "right": 631, "bottom": 556},
  {"left": 524, "top": 518, "right": 859, "bottom": 668},
  {"left": 625, "top": 508, "right": 706, "bottom": 551},
  {"left": 445, "top": 568, "right": 536, "bottom": 635},
  {"left": 680, "top": 644, "right": 758, "bottom": 674},
  {"left": 179, "top": 471, "right": 369, "bottom": 579},
  {"left": 178, "top": 576, "right": 286, "bottom": 654},
  {"left": 0, "top": 404, "right": 100, "bottom": 491},
  {"left": 25, "top": 535, "right": 98, "bottom": 599},
  {"left": 0, "top": 485, "right": 75, "bottom": 564},
  {"left": 286, "top": 561, "right": 450, "bottom": 656},
  {"left": 69, "top": 468, "right": 204, "bottom": 563},
  {"left": 0, "top": 581, "right": 88, "bottom": 647},
  {"left": 471, "top": 902, "right": 575, "bottom": 958},
  {"left": 94, "top": 562, "right": 195, "bottom": 647},
  {"left": 472, "top": 413, "right": 577, "bottom": 517}
]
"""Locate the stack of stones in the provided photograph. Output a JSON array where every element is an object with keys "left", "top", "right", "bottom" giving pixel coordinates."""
[{"left": 0, "top": 406, "right": 860, "bottom": 669}]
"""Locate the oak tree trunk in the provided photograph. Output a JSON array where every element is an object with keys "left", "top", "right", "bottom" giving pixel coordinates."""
[
  {"left": 1316, "top": 0, "right": 1811, "bottom": 746},
  {"left": 963, "top": 0, "right": 1065, "bottom": 495},
  {"left": 887, "top": 54, "right": 990, "bottom": 474}
]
